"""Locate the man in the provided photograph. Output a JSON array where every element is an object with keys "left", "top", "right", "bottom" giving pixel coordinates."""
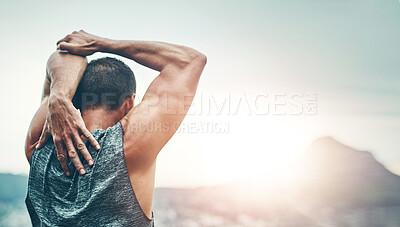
[{"left": 25, "top": 30, "right": 206, "bottom": 226}]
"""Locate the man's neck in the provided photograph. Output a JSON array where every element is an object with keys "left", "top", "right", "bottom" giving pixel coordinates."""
[{"left": 81, "top": 108, "right": 123, "bottom": 132}]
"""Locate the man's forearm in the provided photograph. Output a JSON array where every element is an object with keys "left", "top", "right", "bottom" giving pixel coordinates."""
[
  {"left": 33, "top": 50, "right": 98, "bottom": 175},
  {"left": 98, "top": 39, "right": 206, "bottom": 72},
  {"left": 46, "top": 51, "right": 87, "bottom": 100}
]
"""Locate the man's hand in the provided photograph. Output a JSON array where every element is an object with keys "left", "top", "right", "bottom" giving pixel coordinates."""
[
  {"left": 57, "top": 30, "right": 104, "bottom": 56},
  {"left": 36, "top": 95, "right": 100, "bottom": 176}
]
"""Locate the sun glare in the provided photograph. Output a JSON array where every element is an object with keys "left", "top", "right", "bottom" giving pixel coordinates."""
[{"left": 202, "top": 116, "right": 311, "bottom": 186}]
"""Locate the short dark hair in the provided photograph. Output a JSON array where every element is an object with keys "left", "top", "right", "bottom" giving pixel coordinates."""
[{"left": 73, "top": 57, "right": 136, "bottom": 111}]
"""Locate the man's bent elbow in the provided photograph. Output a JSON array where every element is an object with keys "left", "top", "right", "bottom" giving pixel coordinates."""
[
  {"left": 173, "top": 48, "right": 206, "bottom": 70},
  {"left": 195, "top": 52, "right": 207, "bottom": 66},
  {"left": 187, "top": 50, "right": 207, "bottom": 69}
]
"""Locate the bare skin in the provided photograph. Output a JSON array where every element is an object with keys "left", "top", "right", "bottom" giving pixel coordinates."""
[{"left": 25, "top": 30, "right": 206, "bottom": 219}]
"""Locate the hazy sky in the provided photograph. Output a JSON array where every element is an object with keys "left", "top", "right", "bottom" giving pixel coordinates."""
[{"left": 0, "top": 0, "right": 399, "bottom": 187}]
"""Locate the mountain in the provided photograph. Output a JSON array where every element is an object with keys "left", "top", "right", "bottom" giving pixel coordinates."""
[
  {"left": 0, "top": 173, "right": 27, "bottom": 203},
  {"left": 295, "top": 137, "right": 400, "bottom": 208},
  {"left": 0, "top": 174, "right": 30, "bottom": 227}
]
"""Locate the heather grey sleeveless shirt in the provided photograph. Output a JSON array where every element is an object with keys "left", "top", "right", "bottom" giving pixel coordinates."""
[{"left": 26, "top": 122, "right": 154, "bottom": 227}]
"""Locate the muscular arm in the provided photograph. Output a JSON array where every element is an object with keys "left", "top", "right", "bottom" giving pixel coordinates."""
[
  {"left": 47, "top": 51, "right": 87, "bottom": 99},
  {"left": 25, "top": 51, "right": 99, "bottom": 175},
  {"left": 101, "top": 40, "right": 206, "bottom": 166}
]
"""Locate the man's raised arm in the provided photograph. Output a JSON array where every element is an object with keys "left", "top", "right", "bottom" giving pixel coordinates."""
[
  {"left": 58, "top": 30, "right": 206, "bottom": 168},
  {"left": 26, "top": 51, "right": 100, "bottom": 176}
]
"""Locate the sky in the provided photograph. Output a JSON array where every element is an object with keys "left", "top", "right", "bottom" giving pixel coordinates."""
[{"left": 0, "top": 0, "right": 399, "bottom": 187}]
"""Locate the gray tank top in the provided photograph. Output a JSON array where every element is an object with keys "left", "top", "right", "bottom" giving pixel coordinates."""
[{"left": 26, "top": 122, "right": 154, "bottom": 227}]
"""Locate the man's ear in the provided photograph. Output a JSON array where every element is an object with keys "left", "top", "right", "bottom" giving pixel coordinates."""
[{"left": 124, "top": 94, "right": 135, "bottom": 114}]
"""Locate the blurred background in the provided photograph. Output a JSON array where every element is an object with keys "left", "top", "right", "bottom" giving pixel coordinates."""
[{"left": 0, "top": 0, "right": 399, "bottom": 226}]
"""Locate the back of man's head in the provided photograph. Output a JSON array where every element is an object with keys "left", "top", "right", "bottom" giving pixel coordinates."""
[{"left": 74, "top": 57, "right": 136, "bottom": 111}]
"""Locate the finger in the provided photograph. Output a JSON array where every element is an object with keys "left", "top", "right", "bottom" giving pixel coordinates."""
[
  {"left": 58, "top": 42, "right": 78, "bottom": 53},
  {"left": 36, "top": 128, "right": 50, "bottom": 149},
  {"left": 54, "top": 138, "right": 71, "bottom": 176},
  {"left": 72, "top": 133, "right": 94, "bottom": 166},
  {"left": 81, "top": 127, "right": 100, "bottom": 150},
  {"left": 56, "top": 35, "right": 71, "bottom": 46},
  {"left": 65, "top": 138, "right": 86, "bottom": 175}
]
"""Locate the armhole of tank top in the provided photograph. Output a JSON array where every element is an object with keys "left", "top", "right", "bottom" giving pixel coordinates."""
[{"left": 119, "top": 122, "right": 154, "bottom": 223}]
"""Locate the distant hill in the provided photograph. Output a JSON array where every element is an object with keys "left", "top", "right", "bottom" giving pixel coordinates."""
[
  {"left": 0, "top": 173, "right": 30, "bottom": 227},
  {"left": 0, "top": 173, "right": 27, "bottom": 203},
  {"left": 296, "top": 137, "right": 400, "bottom": 208},
  {"left": 2, "top": 137, "right": 400, "bottom": 226}
]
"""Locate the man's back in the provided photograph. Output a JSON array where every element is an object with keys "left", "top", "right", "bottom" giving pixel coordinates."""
[{"left": 26, "top": 122, "right": 154, "bottom": 227}]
